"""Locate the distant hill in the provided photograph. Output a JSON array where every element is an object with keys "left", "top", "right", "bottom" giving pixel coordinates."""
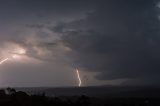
[{"left": 14, "top": 86, "right": 160, "bottom": 98}]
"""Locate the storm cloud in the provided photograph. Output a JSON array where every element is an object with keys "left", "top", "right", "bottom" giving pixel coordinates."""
[
  {"left": 48, "top": 0, "right": 160, "bottom": 85},
  {"left": 0, "top": 0, "right": 160, "bottom": 86}
]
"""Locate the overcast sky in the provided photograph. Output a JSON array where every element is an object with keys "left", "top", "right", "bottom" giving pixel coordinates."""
[{"left": 0, "top": 0, "right": 159, "bottom": 87}]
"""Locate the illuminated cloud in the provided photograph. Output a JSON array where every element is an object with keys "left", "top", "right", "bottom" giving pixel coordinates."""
[{"left": 0, "top": 0, "right": 159, "bottom": 87}]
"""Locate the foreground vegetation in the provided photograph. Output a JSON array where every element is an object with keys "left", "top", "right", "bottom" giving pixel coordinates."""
[{"left": 0, "top": 88, "right": 159, "bottom": 106}]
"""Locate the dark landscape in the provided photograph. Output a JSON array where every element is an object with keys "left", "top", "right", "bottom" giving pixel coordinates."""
[
  {"left": 0, "top": 86, "right": 158, "bottom": 106},
  {"left": 0, "top": 0, "right": 160, "bottom": 105}
]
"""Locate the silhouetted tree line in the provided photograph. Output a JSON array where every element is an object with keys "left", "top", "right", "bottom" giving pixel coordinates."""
[{"left": 0, "top": 88, "right": 159, "bottom": 106}]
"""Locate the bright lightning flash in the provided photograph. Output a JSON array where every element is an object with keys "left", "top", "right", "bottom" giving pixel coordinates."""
[
  {"left": 0, "top": 58, "right": 9, "bottom": 65},
  {"left": 12, "top": 48, "right": 26, "bottom": 59},
  {"left": 76, "top": 68, "right": 82, "bottom": 87},
  {"left": 0, "top": 48, "right": 26, "bottom": 65},
  {"left": 17, "top": 48, "right": 26, "bottom": 54}
]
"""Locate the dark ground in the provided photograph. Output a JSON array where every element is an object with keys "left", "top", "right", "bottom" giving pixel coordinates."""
[{"left": 0, "top": 87, "right": 160, "bottom": 106}]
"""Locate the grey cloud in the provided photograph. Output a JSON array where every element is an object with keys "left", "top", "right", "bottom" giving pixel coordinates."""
[
  {"left": 49, "top": 0, "right": 160, "bottom": 85},
  {"left": 25, "top": 24, "right": 45, "bottom": 29},
  {"left": 0, "top": 0, "right": 159, "bottom": 86}
]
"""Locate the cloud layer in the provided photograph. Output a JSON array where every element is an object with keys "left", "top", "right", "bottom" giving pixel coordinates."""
[
  {"left": 0, "top": 0, "right": 160, "bottom": 86},
  {"left": 49, "top": 0, "right": 160, "bottom": 85}
]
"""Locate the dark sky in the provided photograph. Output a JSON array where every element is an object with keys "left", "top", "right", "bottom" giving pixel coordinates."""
[{"left": 0, "top": 0, "right": 159, "bottom": 87}]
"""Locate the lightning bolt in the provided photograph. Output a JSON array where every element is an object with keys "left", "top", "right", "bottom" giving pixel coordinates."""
[
  {"left": 0, "top": 48, "right": 26, "bottom": 65},
  {"left": 76, "top": 68, "right": 82, "bottom": 87},
  {"left": 0, "top": 58, "right": 9, "bottom": 65}
]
